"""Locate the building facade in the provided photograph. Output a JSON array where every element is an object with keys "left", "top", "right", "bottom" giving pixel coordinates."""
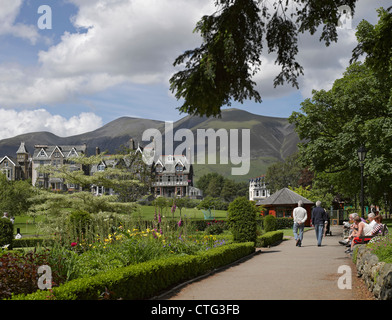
[
  {"left": 0, "top": 142, "right": 31, "bottom": 181},
  {"left": 249, "top": 175, "right": 270, "bottom": 202},
  {"left": 152, "top": 154, "right": 194, "bottom": 198},
  {"left": 31, "top": 144, "right": 88, "bottom": 191}
]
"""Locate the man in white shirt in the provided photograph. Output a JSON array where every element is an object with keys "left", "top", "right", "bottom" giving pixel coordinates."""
[
  {"left": 293, "top": 200, "right": 308, "bottom": 247},
  {"left": 364, "top": 212, "right": 376, "bottom": 236}
]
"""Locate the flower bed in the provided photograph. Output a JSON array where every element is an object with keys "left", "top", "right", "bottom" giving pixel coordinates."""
[
  {"left": 1, "top": 225, "right": 233, "bottom": 299},
  {"left": 10, "top": 242, "right": 255, "bottom": 300}
]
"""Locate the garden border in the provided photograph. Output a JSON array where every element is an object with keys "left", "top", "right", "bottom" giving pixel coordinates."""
[
  {"left": 10, "top": 242, "right": 255, "bottom": 300},
  {"left": 353, "top": 245, "right": 392, "bottom": 300}
]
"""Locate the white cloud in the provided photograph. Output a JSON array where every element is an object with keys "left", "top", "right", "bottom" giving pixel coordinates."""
[
  {"left": 0, "top": 109, "right": 103, "bottom": 140},
  {"left": 0, "top": 0, "right": 388, "bottom": 119},
  {"left": 0, "top": 0, "right": 40, "bottom": 44},
  {"left": 0, "top": 0, "right": 214, "bottom": 108}
]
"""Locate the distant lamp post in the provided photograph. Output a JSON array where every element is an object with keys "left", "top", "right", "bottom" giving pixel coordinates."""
[{"left": 357, "top": 145, "right": 367, "bottom": 217}]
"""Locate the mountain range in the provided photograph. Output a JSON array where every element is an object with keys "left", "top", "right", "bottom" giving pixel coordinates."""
[{"left": 0, "top": 108, "right": 300, "bottom": 182}]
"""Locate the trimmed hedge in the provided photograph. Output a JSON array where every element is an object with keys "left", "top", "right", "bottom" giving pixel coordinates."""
[
  {"left": 10, "top": 242, "right": 255, "bottom": 300},
  {"left": 256, "top": 231, "right": 284, "bottom": 248}
]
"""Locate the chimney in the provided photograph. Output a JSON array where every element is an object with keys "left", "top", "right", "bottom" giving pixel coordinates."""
[{"left": 96, "top": 147, "right": 100, "bottom": 155}]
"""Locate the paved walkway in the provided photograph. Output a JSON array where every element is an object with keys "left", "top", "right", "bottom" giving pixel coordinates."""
[{"left": 163, "top": 225, "right": 358, "bottom": 300}]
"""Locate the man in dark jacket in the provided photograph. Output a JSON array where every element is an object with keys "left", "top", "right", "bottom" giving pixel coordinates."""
[{"left": 311, "top": 201, "right": 327, "bottom": 246}]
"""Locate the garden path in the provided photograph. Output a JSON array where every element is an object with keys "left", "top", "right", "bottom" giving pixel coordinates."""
[{"left": 161, "top": 225, "right": 364, "bottom": 300}]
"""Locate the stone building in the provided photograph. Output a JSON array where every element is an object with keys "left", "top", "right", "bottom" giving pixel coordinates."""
[
  {"left": 151, "top": 153, "right": 200, "bottom": 198},
  {"left": 31, "top": 144, "right": 88, "bottom": 191},
  {"left": 0, "top": 142, "right": 31, "bottom": 181}
]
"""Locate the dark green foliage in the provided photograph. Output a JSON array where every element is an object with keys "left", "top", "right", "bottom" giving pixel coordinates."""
[
  {"left": 227, "top": 197, "right": 257, "bottom": 243},
  {"left": 11, "top": 242, "right": 255, "bottom": 300},
  {"left": 256, "top": 230, "right": 284, "bottom": 247},
  {"left": 0, "top": 250, "right": 65, "bottom": 300},
  {"left": 263, "top": 215, "right": 277, "bottom": 232},
  {"left": 68, "top": 210, "right": 91, "bottom": 236},
  {"left": 170, "top": 0, "right": 358, "bottom": 117},
  {"left": 0, "top": 218, "right": 13, "bottom": 250}
]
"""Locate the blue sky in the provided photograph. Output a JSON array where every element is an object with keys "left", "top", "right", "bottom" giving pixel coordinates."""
[{"left": 0, "top": 0, "right": 389, "bottom": 139}]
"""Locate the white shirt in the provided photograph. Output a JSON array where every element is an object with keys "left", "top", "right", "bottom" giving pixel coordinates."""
[
  {"left": 293, "top": 206, "right": 307, "bottom": 224},
  {"left": 364, "top": 220, "right": 376, "bottom": 236}
]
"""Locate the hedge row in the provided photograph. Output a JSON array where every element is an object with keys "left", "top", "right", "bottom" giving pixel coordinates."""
[
  {"left": 256, "top": 231, "right": 284, "bottom": 248},
  {"left": 256, "top": 217, "right": 293, "bottom": 230},
  {"left": 11, "top": 242, "right": 255, "bottom": 300}
]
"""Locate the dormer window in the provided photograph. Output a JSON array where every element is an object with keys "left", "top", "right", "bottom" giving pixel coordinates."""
[
  {"left": 175, "top": 164, "right": 183, "bottom": 172},
  {"left": 156, "top": 164, "right": 163, "bottom": 173}
]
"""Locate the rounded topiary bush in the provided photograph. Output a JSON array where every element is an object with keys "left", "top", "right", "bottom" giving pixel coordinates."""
[
  {"left": 0, "top": 218, "right": 14, "bottom": 250},
  {"left": 228, "top": 197, "right": 257, "bottom": 244},
  {"left": 263, "top": 215, "right": 277, "bottom": 232}
]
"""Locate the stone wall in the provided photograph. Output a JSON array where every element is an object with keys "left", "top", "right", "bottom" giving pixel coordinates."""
[{"left": 354, "top": 245, "right": 392, "bottom": 300}]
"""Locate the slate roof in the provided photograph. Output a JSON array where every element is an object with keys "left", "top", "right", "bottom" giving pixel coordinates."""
[
  {"left": 154, "top": 155, "right": 191, "bottom": 174},
  {"left": 32, "top": 145, "right": 87, "bottom": 160},
  {"left": 257, "top": 187, "right": 314, "bottom": 206},
  {"left": 16, "top": 142, "right": 29, "bottom": 154}
]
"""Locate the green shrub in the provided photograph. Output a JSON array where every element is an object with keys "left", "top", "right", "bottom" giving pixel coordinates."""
[
  {"left": 263, "top": 215, "right": 277, "bottom": 232},
  {"left": 68, "top": 210, "right": 91, "bottom": 237},
  {"left": 227, "top": 197, "right": 257, "bottom": 244},
  {"left": 11, "top": 242, "right": 255, "bottom": 300},
  {"left": 0, "top": 218, "right": 14, "bottom": 250},
  {"left": 256, "top": 231, "right": 284, "bottom": 247}
]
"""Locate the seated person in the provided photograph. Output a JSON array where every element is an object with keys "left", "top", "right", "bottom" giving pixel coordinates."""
[
  {"left": 340, "top": 213, "right": 360, "bottom": 245},
  {"left": 346, "top": 216, "right": 368, "bottom": 253},
  {"left": 370, "top": 215, "right": 383, "bottom": 236}
]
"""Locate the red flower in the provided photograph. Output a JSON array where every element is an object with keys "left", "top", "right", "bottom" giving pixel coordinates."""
[{"left": 71, "top": 242, "right": 77, "bottom": 247}]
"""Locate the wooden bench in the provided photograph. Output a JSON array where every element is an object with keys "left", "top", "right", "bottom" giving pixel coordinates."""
[{"left": 354, "top": 224, "right": 388, "bottom": 244}]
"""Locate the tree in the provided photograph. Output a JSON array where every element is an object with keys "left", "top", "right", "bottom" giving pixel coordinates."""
[
  {"left": 196, "top": 172, "right": 225, "bottom": 197},
  {"left": 265, "top": 153, "right": 307, "bottom": 192},
  {"left": 38, "top": 150, "right": 153, "bottom": 202},
  {"left": 289, "top": 60, "right": 392, "bottom": 204},
  {"left": 170, "top": 0, "right": 358, "bottom": 117},
  {"left": 0, "top": 174, "right": 34, "bottom": 217},
  {"left": 227, "top": 196, "right": 257, "bottom": 243}
]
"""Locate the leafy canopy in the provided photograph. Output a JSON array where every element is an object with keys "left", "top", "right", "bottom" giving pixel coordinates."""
[{"left": 170, "top": 0, "right": 357, "bottom": 117}]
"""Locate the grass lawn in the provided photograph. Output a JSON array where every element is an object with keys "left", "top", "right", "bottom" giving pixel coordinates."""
[{"left": 13, "top": 215, "right": 45, "bottom": 237}]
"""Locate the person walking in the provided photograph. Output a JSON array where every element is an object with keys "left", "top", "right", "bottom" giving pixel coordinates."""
[
  {"left": 311, "top": 201, "right": 328, "bottom": 247},
  {"left": 293, "top": 200, "right": 307, "bottom": 247}
]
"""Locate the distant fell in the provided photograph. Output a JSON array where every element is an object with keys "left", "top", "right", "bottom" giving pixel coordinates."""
[{"left": 0, "top": 108, "right": 299, "bottom": 181}]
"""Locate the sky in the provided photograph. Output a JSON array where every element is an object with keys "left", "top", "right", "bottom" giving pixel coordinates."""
[{"left": 0, "top": 0, "right": 390, "bottom": 140}]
